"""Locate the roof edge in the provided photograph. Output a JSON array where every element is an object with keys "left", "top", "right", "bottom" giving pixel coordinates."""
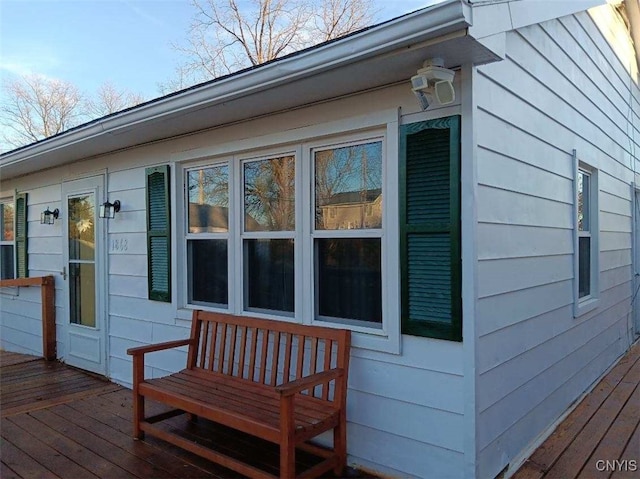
[{"left": 1, "top": 0, "right": 470, "bottom": 168}]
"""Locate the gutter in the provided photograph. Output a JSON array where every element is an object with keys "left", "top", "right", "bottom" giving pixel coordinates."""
[{"left": 0, "top": 0, "right": 471, "bottom": 168}]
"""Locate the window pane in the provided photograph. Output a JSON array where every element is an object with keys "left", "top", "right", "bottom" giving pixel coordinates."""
[
  {"left": 244, "top": 156, "right": 295, "bottom": 231},
  {"left": 244, "top": 239, "right": 294, "bottom": 313},
  {"left": 188, "top": 239, "right": 228, "bottom": 306},
  {"left": 0, "top": 245, "right": 14, "bottom": 279},
  {"left": 315, "top": 141, "right": 382, "bottom": 230},
  {"left": 579, "top": 236, "right": 591, "bottom": 298},
  {"left": 316, "top": 238, "right": 382, "bottom": 324},
  {"left": 188, "top": 165, "right": 229, "bottom": 233},
  {"left": 69, "top": 263, "right": 96, "bottom": 327},
  {"left": 1, "top": 203, "right": 14, "bottom": 241},
  {"left": 578, "top": 172, "right": 590, "bottom": 232},
  {"left": 68, "top": 195, "right": 95, "bottom": 261}
]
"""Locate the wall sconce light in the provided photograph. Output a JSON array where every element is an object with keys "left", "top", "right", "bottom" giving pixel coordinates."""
[
  {"left": 99, "top": 200, "right": 121, "bottom": 219},
  {"left": 411, "top": 58, "right": 456, "bottom": 110},
  {"left": 40, "top": 207, "right": 59, "bottom": 225}
]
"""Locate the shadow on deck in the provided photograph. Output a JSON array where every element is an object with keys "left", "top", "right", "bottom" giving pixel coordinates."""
[
  {"left": 0, "top": 351, "right": 371, "bottom": 479},
  {"left": 513, "top": 341, "right": 640, "bottom": 479}
]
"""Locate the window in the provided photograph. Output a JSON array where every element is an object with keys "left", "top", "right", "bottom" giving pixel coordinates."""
[
  {"left": 177, "top": 131, "right": 390, "bottom": 338},
  {"left": 313, "top": 140, "right": 383, "bottom": 327},
  {"left": 577, "top": 170, "right": 591, "bottom": 298},
  {"left": 575, "top": 164, "right": 598, "bottom": 315},
  {"left": 399, "top": 116, "right": 461, "bottom": 341},
  {"left": 186, "top": 164, "right": 229, "bottom": 307},
  {"left": 243, "top": 154, "right": 295, "bottom": 314},
  {"left": 0, "top": 200, "right": 15, "bottom": 280}
]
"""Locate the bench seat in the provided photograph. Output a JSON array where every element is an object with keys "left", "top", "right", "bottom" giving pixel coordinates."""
[{"left": 140, "top": 368, "right": 341, "bottom": 443}]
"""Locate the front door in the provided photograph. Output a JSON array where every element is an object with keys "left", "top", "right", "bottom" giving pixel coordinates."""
[{"left": 62, "top": 176, "right": 107, "bottom": 375}]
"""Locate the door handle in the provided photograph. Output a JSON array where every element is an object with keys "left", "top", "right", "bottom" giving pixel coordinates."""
[{"left": 60, "top": 267, "right": 67, "bottom": 280}]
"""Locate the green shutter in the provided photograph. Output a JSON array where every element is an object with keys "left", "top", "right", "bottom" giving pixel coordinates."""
[
  {"left": 15, "top": 192, "right": 28, "bottom": 278},
  {"left": 400, "top": 116, "right": 461, "bottom": 341},
  {"left": 146, "top": 166, "right": 171, "bottom": 302}
]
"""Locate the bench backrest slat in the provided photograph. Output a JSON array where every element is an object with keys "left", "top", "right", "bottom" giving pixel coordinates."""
[{"left": 188, "top": 311, "right": 350, "bottom": 402}]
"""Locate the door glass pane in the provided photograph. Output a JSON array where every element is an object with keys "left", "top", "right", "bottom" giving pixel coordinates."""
[
  {"left": 579, "top": 236, "right": 591, "bottom": 298},
  {"left": 244, "top": 239, "right": 294, "bottom": 313},
  {"left": 315, "top": 141, "right": 382, "bottom": 230},
  {"left": 69, "top": 263, "right": 96, "bottom": 327},
  {"left": 315, "top": 238, "right": 382, "bottom": 324},
  {"left": 188, "top": 165, "right": 229, "bottom": 233},
  {"left": 68, "top": 195, "right": 95, "bottom": 261},
  {"left": 188, "top": 239, "right": 228, "bottom": 306},
  {"left": 243, "top": 156, "right": 295, "bottom": 232}
]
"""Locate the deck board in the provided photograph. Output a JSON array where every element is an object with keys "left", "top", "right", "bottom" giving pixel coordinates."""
[
  {"left": 0, "top": 350, "right": 373, "bottom": 479},
  {"left": 514, "top": 342, "right": 640, "bottom": 479}
]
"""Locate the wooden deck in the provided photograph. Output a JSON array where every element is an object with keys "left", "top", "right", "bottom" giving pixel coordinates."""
[
  {"left": 0, "top": 351, "right": 370, "bottom": 479},
  {"left": 514, "top": 341, "right": 640, "bottom": 479}
]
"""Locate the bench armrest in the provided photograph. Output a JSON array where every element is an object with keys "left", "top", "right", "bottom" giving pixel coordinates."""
[
  {"left": 127, "top": 339, "right": 194, "bottom": 356},
  {"left": 276, "top": 368, "right": 344, "bottom": 397}
]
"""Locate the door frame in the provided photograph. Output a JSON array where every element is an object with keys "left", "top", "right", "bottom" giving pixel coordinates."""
[{"left": 61, "top": 175, "right": 108, "bottom": 375}]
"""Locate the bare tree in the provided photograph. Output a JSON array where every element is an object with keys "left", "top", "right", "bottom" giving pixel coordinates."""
[
  {"left": 1, "top": 74, "right": 83, "bottom": 148},
  {"left": 165, "top": 0, "right": 375, "bottom": 90},
  {"left": 85, "top": 82, "right": 145, "bottom": 118}
]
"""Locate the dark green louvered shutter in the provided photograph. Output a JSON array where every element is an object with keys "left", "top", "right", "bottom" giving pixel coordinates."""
[
  {"left": 146, "top": 166, "right": 171, "bottom": 302},
  {"left": 15, "top": 193, "right": 28, "bottom": 278},
  {"left": 400, "top": 116, "right": 461, "bottom": 341}
]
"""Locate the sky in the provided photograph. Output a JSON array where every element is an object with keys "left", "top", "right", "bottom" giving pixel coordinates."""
[{"left": 0, "top": 0, "right": 436, "bottom": 103}]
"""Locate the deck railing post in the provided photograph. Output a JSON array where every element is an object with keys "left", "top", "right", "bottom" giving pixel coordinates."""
[{"left": 41, "top": 276, "right": 56, "bottom": 360}]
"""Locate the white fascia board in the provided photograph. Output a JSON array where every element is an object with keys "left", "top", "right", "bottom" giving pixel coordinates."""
[
  {"left": 468, "top": 0, "right": 607, "bottom": 39},
  {"left": 0, "top": 0, "right": 470, "bottom": 169}
]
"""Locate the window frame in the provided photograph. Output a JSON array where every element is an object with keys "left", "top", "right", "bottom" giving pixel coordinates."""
[
  {"left": 309, "top": 137, "right": 385, "bottom": 330},
  {"left": 240, "top": 150, "right": 298, "bottom": 317},
  {"left": 574, "top": 159, "right": 599, "bottom": 317},
  {"left": 173, "top": 111, "right": 401, "bottom": 353}
]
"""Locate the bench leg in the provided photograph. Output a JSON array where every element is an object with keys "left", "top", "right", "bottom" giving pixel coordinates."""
[
  {"left": 133, "top": 393, "right": 145, "bottom": 440},
  {"left": 280, "top": 438, "right": 295, "bottom": 479},
  {"left": 333, "top": 412, "right": 347, "bottom": 475}
]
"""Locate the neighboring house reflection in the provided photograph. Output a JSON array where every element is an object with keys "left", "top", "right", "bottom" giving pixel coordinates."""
[
  {"left": 188, "top": 203, "right": 263, "bottom": 232},
  {"left": 318, "top": 188, "right": 382, "bottom": 230}
]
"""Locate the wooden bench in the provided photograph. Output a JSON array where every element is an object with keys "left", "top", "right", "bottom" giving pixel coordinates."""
[{"left": 127, "top": 310, "right": 351, "bottom": 479}]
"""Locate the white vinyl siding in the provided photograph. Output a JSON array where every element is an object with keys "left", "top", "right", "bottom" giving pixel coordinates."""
[{"left": 475, "top": 9, "right": 638, "bottom": 478}]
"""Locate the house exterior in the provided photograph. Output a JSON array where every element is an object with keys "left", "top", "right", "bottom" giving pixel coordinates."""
[{"left": 1, "top": 1, "right": 639, "bottom": 477}]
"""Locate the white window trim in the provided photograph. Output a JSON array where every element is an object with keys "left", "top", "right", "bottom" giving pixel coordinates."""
[
  {"left": 574, "top": 156, "right": 599, "bottom": 317},
  {"left": 172, "top": 110, "right": 401, "bottom": 354}
]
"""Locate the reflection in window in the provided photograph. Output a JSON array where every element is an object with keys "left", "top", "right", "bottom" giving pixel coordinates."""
[
  {"left": 188, "top": 165, "right": 229, "bottom": 233},
  {"left": 68, "top": 195, "right": 95, "bottom": 261},
  {"left": 0, "top": 202, "right": 14, "bottom": 279},
  {"left": 244, "top": 156, "right": 295, "bottom": 231},
  {"left": 315, "top": 141, "right": 382, "bottom": 230}
]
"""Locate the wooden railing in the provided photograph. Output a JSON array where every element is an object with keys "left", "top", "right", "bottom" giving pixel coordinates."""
[{"left": 0, "top": 275, "right": 56, "bottom": 360}]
